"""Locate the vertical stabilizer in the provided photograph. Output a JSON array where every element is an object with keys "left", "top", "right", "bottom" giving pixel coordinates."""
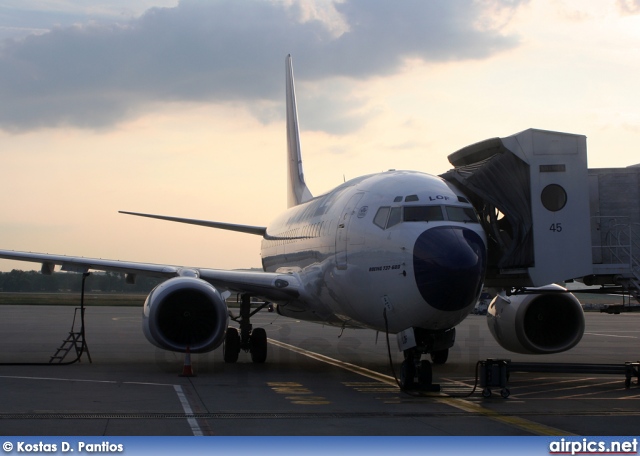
[{"left": 286, "top": 55, "right": 313, "bottom": 208}]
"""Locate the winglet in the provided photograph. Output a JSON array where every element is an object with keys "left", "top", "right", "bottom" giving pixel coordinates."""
[{"left": 286, "top": 55, "right": 313, "bottom": 208}]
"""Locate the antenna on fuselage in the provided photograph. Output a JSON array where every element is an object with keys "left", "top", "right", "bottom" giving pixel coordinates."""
[{"left": 286, "top": 54, "right": 313, "bottom": 208}]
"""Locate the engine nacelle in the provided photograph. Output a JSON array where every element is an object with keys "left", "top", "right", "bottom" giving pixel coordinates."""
[
  {"left": 142, "top": 277, "right": 229, "bottom": 353},
  {"left": 486, "top": 285, "right": 584, "bottom": 354}
]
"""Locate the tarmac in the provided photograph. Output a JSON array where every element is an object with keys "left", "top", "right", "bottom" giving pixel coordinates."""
[{"left": 0, "top": 303, "right": 639, "bottom": 436}]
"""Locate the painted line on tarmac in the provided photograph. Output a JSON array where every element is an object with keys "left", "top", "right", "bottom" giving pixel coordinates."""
[
  {"left": 0, "top": 374, "right": 179, "bottom": 387},
  {"left": 0, "top": 375, "right": 203, "bottom": 436},
  {"left": 267, "top": 338, "right": 396, "bottom": 385},
  {"left": 173, "top": 385, "right": 203, "bottom": 436},
  {"left": 436, "top": 397, "right": 574, "bottom": 436},
  {"left": 0, "top": 375, "right": 118, "bottom": 384},
  {"left": 513, "top": 378, "right": 598, "bottom": 397},
  {"left": 267, "top": 338, "right": 573, "bottom": 436}
]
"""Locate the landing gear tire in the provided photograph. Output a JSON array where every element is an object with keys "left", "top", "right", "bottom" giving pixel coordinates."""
[
  {"left": 430, "top": 349, "right": 449, "bottom": 365},
  {"left": 249, "top": 327, "right": 267, "bottom": 363},
  {"left": 223, "top": 327, "right": 240, "bottom": 363},
  {"left": 417, "top": 360, "right": 433, "bottom": 388},
  {"left": 400, "top": 359, "right": 416, "bottom": 390}
]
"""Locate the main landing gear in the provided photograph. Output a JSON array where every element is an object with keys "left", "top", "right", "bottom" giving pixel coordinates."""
[
  {"left": 223, "top": 294, "right": 269, "bottom": 364},
  {"left": 398, "top": 327, "right": 454, "bottom": 391}
]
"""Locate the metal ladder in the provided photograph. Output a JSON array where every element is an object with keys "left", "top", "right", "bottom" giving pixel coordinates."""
[
  {"left": 49, "top": 273, "right": 92, "bottom": 364},
  {"left": 49, "top": 307, "right": 91, "bottom": 363}
]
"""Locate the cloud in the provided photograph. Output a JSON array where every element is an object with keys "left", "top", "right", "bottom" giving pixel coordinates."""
[
  {"left": 618, "top": 0, "right": 640, "bottom": 14},
  {"left": 0, "top": 0, "right": 526, "bottom": 133}
]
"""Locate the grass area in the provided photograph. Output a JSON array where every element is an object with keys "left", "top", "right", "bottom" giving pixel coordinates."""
[
  {"left": 0, "top": 292, "right": 146, "bottom": 307},
  {"left": 0, "top": 292, "right": 244, "bottom": 307},
  {"left": 1, "top": 291, "right": 633, "bottom": 309}
]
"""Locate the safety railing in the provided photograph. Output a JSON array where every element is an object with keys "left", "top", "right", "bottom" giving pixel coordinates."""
[{"left": 592, "top": 217, "right": 639, "bottom": 271}]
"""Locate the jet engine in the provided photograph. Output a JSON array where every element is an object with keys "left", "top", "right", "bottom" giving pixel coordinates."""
[
  {"left": 486, "top": 285, "right": 584, "bottom": 354},
  {"left": 142, "top": 277, "right": 229, "bottom": 353}
]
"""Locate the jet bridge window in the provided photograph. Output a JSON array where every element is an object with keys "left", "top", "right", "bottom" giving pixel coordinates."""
[{"left": 541, "top": 184, "right": 567, "bottom": 212}]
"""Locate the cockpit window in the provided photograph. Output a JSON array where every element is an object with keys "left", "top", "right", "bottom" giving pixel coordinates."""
[
  {"left": 374, "top": 204, "right": 478, "bottom": 229},
  {"left": 403, "top": 206, "right": 445, "bottom": 222},
  {"left": 373, "top": 207, "right": 390, "bottom": 229},
  {"left": 445, "top": 206, "right": 479, "bottom": 223},
  {"left": 387, "top": 207, "right": 402, "bottom": 228}
]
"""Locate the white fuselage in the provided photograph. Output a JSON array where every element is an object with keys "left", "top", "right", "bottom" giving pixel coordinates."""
[{"left": 261, "top": 170, "right": 488, "bottom": 334}]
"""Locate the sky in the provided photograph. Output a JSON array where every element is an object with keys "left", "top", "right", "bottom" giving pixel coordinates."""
[{"left": 0, "top": 0, "right": 639, "bottom": 273}]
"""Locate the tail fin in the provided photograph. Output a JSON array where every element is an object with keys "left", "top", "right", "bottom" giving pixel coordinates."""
[{"left": 286, "top": 55, "right": 313, "bottom": 208}]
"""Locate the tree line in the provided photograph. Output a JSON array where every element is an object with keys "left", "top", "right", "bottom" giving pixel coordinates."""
[{"left": 0, "top": 270, "right": 163, "bottom": 293}]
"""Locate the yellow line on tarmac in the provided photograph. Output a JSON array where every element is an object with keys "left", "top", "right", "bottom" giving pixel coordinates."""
[
  {"left": 267, "top": 338, "right": 396, "bottom": 385},
  {"left": 437, "top": 397, "right": 573, "bottom": 436},
  {"left": 267, "top": 338, "right": 574, "bottom": 436}
]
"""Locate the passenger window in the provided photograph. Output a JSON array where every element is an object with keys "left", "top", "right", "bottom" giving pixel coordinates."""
[
  {"left": 373, "top": 207, "right": 390, "bottom": 229},
  {"left": 403, "top": 206, "right": 444, "bottom": 222},
  {"left": 446, "top": 206, "right": 479, "bottom": 223},
  {"left": 387, "top": 207, "right": 402, "bottom": 228}
]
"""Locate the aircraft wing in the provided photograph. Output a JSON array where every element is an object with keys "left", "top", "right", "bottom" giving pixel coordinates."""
[{"left": 0, "top": 249, "right": 301, "bottom": 302}]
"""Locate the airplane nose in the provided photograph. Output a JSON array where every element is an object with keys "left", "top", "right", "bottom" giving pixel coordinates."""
[{"left": 413, "top": 226, "right": 486, "bottom": 312}]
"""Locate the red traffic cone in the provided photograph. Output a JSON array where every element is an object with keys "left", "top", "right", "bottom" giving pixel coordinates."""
[{"left": 180, "top": 346, "right": 196, "bottom": 377}]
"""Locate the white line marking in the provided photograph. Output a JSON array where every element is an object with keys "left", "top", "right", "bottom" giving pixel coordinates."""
[
  {"left": 173, "top": 385, "right": 203, "bottom": 436},
  {"left": 0, "top": 375, "right": 117, "bottom": 383},
  {"left": 0, "top": 375, "right": 174, "bottom": 386},
  {"left": 584, "top": 332, "right": 638, "bottom": 339},
  {"left": 0, "top": 375, "right": 203, "bottom": 436}
]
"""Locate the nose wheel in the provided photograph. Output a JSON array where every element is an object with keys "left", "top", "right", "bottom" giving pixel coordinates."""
[
  {"left": 396, "top": 328, "right": 454, "bottom": 392},
  {"left": 430, "top": 348, "right": 449, "bottom": 365},
  {"left": 400, "top": 349, "right": 439, "bottom": 391}
]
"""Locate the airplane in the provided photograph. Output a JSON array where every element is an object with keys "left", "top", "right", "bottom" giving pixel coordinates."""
[{"left": 0, "top": 55, "right": 584, "bottom": 390}]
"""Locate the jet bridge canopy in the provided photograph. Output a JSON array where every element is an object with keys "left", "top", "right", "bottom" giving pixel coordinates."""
[
  {"left": 442, "top": 139, "right": 533, "bottom": 270},
  {"left": 441, "top": 129, "right": 593, "bottom": 288}
]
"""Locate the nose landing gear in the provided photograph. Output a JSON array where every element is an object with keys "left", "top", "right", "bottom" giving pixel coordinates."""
[
  {"left": 400, "top": 349, "right": 440, "bottom": 391},
  {"left": 397, "top": 327, "right": 454, "bottom": 392}
]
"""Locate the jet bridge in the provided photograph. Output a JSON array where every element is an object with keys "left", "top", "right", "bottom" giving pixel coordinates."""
[
  {"left": 586, "top": 165, "right": 640, "bottom": 302},
  {"left": 441, "top": 128, "right": 640, "bottom": 301}
]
